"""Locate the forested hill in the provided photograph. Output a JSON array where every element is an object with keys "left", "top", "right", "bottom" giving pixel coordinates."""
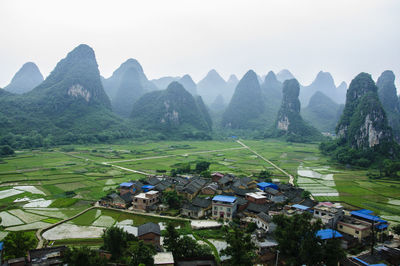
[
  {"left": 269, "top": 79, "right": 323, "bottom": 142},
  {"left": 130, "top": 82, "right": 212, "bottom": 139},
  {"left": 377, "top": 70, "right": 400, "bottom": 143},
  {"left": 302, "top": 91, "right": 343, "bottom": 133},
  {"left": 221, "top": 70, "right": 266, "bottom": 130},
  {"left": 320, "top": 73, "right": 398, "bottom": 167},
  {"left": 0, "top": 44, "right": 133, "bottom": 148}
]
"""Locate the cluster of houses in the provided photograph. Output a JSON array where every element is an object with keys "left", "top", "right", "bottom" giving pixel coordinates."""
[{"left": 100, "top": 172, "right": 392, "bottom": 252}]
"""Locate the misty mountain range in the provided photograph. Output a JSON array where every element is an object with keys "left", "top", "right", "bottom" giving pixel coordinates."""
[{"left": 1, "top": 44, "right": 399, "bottom": 148}]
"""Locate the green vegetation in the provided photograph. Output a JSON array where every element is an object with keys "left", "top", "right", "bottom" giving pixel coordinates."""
[
  {"left": 377, "top": 70, "right": 400, "bottom": 142},
  {"left": 325, "top": 73, "right": 399, "bottom": 167},
  {"left": 164, "top": 223, "right": 212, "bottom": 259},
  {"left": 302, "top": 91, "right": 343, "bottom": 133},
  {"left": 63, "top": 246, "right": 107, "bottom": 266},
  {"left": 221, "top": 224, "right": 257, "bottom": 266},
  {"left": 222, "top": 70, "right": 266, "bottom": 130},
  {"left": 3, "top": 231, "right": 37, "bottom": 260},
  {"left": 130, "top": 82, "right": 212, "bottom": 139},
  {"left": 50, "top": 198, "right": 79, "bottom": 208},
  {"left": 268, "top": 78, "right": 323, "bottom": 142},
  {"left": 273, "top": 212, "right": 345, "bottom": 265}
]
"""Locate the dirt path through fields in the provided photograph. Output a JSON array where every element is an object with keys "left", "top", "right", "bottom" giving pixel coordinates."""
[{"left": 235, "top": 140, "right": 294, "bottom": 185}]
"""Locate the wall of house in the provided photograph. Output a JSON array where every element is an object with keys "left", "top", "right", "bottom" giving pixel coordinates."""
[
  {"left": 337, "top": 223, "right": 370, "bottom": 242},
  {"left": 139, "top": 233, "right": 160, "bottom": 247}
]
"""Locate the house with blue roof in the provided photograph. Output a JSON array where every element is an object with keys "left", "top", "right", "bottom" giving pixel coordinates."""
[
  {"left": 212, "top": 195, "right": 237, "bottom": 221},
  {"left": 337, "top": 209, "right": 389, "bottom": 242},
  {"left": 316, "top": 229, "right": 343, "bottom": 240},
  {"left": 257, "top": 182, "right": 279, "bottom": 191}
]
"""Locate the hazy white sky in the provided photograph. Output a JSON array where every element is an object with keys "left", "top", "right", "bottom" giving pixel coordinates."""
[{"left": 1, "top": 0, "right": 399, "bottom": 88}]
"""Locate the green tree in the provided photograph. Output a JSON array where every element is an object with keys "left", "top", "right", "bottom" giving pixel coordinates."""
[
  {"left": 127, "top": 240, "right": 156, "bottom": 266},
  {"left": 102, "top": 226, "right": 136, "bottom": 259},
  {"left": 164, "top": 223, "right": 212, "bottom": 259},
  {"left": 392, "top": 224, "right": 400, "bottom": 235},
  {"left": 63, "top": 247, "right": 107, "bottom": 266},
  {"left": 259, "top": 170, "right": 272, "bottom": 179},
  {"left": 162, "top": 191, "right": 183, "bottom": 209},
  {"left": 0, "top": 145, "right": 14, "bottom": 156},
  {"left": 221, "top": 225, "right": 257, "bottom": 266},
  {"left": 195, "top": 161, "right": 211, "bottom": 173},
  {"left": 273, "top": 213, "right": 323, "bottom": 265},
  {"left": 322, "top": 238, "right": 346, "bottom": 266},
  {"left": 3, "top": 231, "right": 37, "bottom": 260}
]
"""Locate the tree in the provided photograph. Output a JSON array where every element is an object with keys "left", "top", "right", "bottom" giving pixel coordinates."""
[
  {"left": 164, "top": 223, "right": 212, "bottom": 259},
  {"left": 0, "top": 145, "right": 14, "bottom": 156},
  {"left": 3, "top": 231, "right": 37, "bottom": 260},
  {"left": 127, "top": 240, "right": 156, "bottom": 266},
  {"left": 392, "top": 224, "right": 400, "bottom": 235},
  {"left": 273, "top": 213, "right": 323, "bottom": 265},
  {"left": 162, "top": 191, "right": 183, "bottom": 209},
  {"left": 63, "top": 247, "right": 107, "bottom": 266},
  {"left": 273, "top": 212, "right": 345, "bottom": 265},
  {"left": 102, "top": 226, "right": 136, "bottom": 259},
  {"left": 259, "top": 170, "right": 272, "bottom": 179},
  {"left": 322, "top": 238, "right": 346, "bottom": 266},
  {"left": 221, "top": 225, "right": 257, "bottom": 265},
  {"left": 195, "top": 161, "right": 211, "bottom": 173}
]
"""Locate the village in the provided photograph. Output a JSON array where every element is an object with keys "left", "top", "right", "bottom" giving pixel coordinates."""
[{"left": 95, "top": 171, "right": 399, "bottom": 266}]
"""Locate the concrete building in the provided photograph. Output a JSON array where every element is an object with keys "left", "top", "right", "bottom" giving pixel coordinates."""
[
  {"left": 313, "top": 202, "right": 343, "bottom": 227},
  {"left": 337, "top": 216, "right": 371, "bottom": 242},
  {"left": 212, "top": 195, "right": 237, "bottom": 220},
  {"left": 132, "top": 190, "right": 159, "bottom": 211},
  {"left": 245, "top": 191, "right": 268, "bottom": 204}
]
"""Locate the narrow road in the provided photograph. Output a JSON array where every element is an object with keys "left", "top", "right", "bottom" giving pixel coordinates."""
[
  {"left": 105, "top": 147, "right": 245, "bottom": 164},
  {"left": 236, "top": 140, "right": 294, "bottom": 185},
  {"left": 102, "top": 163, "right": 152, "bottom": 176},
  {"left": 36, "top": 206, "right": 95, "bottom": 248}
]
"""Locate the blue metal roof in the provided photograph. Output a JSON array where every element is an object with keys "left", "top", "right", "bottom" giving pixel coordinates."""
[
  {"left": 292, "top": 204, "right": 310, "bottom": 210},
  {"left": 119, "top": 182, "right": 134, "bottom": 187},
  {"left": 257, "top": 182, "right": 279, "bottom": 190},
  {"left": 376, "top": 224, "right": 388, "bottom": 230},
  {"left": 213, "top": 195, "right": 237, "bottom": 203},
  {"left": 357, "top": 209, "right": 374, "bottom": 215},
  {"left": 0, "top": 241, "right": 3, "bottom": 251},
  {"left": 350, "top": 210, "right": 384, "bottom": 223},
  {"left": 316, "top": 229, "right": 343, "bottom": 240},
  {"left": 142, "top": 185, "right": 155, "bottom": 189}
]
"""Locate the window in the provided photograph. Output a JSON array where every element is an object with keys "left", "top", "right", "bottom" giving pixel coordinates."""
[
  {"left": 315, "top": 211, "right": 319, "bottom": 215},
  {"left": 227, "top": 208, "right": 231, "bottom": 212},
  {"left": 214, "top": 211, "right": 217, "bottom": 215},
  {"left": 339, "top": 225, "right": 343, "bottom": 229},
  {"left": 355, "top": 230, "right": 359, "bottom": 234},
  {"left": 214, "top": 207, "right": 217, "bottom": 211}
]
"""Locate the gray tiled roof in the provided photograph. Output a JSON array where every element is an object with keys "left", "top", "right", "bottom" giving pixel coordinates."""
[{"left": 138, "top": 222, "right": 161, "bottom": 236}]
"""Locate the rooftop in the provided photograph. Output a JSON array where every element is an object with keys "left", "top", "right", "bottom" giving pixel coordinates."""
[
  {"left": 316, "top": 229, "right": 343, "bottom": 240},
  {"left": 119, "top": 182, "right": 134, "bottom": 187},
  {"left": 246, "top": 192, "right": 267, "bottom": 199},
  {"left": 154, "top": 252, "right": 174, "bottom": 265},
  {"left": 138, "top": 222, "right": 161, "bottom": 236},
  {"left": 213, "top": 195, "right": 236, "bottom": 203},
  {"left": 292, "top": 204, "right": 310, "bottom": 211}
]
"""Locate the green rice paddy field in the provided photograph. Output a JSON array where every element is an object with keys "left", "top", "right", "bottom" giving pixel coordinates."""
[{"left": 0, "top": 139, "right": 398, "bottom": 243}]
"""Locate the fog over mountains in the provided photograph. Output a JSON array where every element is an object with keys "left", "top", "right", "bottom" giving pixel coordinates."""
[{"left": 1, "top": 44, "right": 399, "bottom": 149}]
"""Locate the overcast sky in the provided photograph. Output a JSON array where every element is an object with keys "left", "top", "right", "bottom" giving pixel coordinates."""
[{"left": 1, "top": 0, "right": 399, "bottom": 89}]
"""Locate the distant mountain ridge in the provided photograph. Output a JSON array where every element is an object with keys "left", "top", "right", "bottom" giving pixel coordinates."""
[{"left": 4, "top": 62, "right": 44, "bottom": 94}]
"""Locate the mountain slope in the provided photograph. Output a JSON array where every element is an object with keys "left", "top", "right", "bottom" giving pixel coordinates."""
[
  {"left": 197, "top": 69, "right": 228, "bottom": 104},
  {"left": 300, "top": 71, "right": 337, "bottom": 106},
  {"left": 270, "top": 79, "right": 322, "bottom": 141},
  {"left": 178, "top": 74, "right": 197, "bottom": 95},
  {"left": 221, "top": 70, "right": 265, "bottom": 129},
  {"left": 376, "top": 70, "right": 400, "bottom": 142},
  {"left": 276, "top": 69, "right": 295, "bottom": 83},
  {"left": 4, "top": 62, "right": 44, "bottom": 94},
  {"left": 0, "top": 44, "right": 130, "bottom": 144},
  {"left": 336, "top": 73, "right": 390, "bottom": 146},
  {"left": 130, "top": 82, "right": 211, "bottom": 139},
  {"left": 103, "top": 59, "right": 156, "bottom": 101},
  {"left": 302, "top": 91, "right": 343, "bottom": 133}
]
